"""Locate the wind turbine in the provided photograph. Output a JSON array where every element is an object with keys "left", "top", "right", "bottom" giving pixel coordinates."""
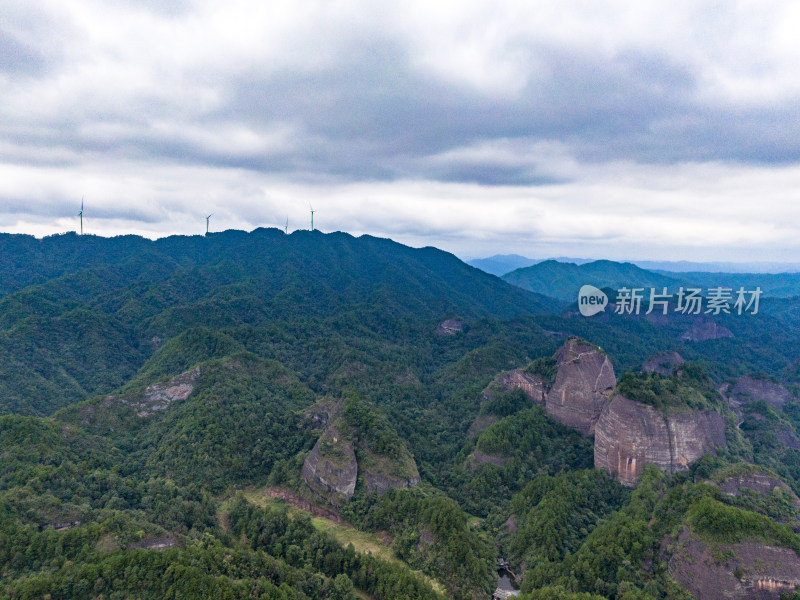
[
  {"left": 206, "top": 214, "right": 213, "bottom": 235},
  {"left": 285, "top": 216, "right": 289, "bottom": 234},
  {"left": 78, "top": 197, "right": 84, "bottom": 235},
  {"left": 309, "top": 204, "right": 315, "bottom": 231}
]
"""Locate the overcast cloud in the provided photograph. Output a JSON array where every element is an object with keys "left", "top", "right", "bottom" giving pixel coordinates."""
[{"left": 1, "top": 0, "right": 799, "bottom": 260}]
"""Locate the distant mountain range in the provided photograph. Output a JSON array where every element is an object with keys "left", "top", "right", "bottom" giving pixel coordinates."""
[
  {"left": 499, "top": 259, "right": 800, "bottom": 301},
  {"left": 468, "top": 253, "right": 800, "bottom": 278}
]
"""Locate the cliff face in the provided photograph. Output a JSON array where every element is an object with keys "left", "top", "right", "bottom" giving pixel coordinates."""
[
  {"left": 668, "top": 527, "right": 800, "bottom": 600},
  {"left": 545, "top": 339, "right": 616, "bottom": 435},
  {"left": 681, "top": 316, "right": 734, "bottom": 341},
  {"left": 594, "top": 395, "right": 726, "bottom": 487},
  {"left": 301, "top": 426, "right": 358, "bottom": 503},
  {"left": 360, "top": 452, "right": 420, "bottom": 495},
  {"left": 483, "top": 369, "right": 546, "bottom": 404},
  {"left": 436, "top": 317, "right": 464, "bottom": 335},
  {"left": 302, "top": 398, "right": 420, "bottom": 503},
  {"left": 642, "top": 352, "right": 685, "bottom": 376},
  {"left": 730, "top": 376, "right": 791, "bottom": 408}
]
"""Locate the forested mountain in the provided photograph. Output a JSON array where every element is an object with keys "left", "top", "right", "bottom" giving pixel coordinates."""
[
  {"left": 0, "top": 229, "right": 556, "bottom": 416},
  {"left": 3, "top": 229, "right": 800, "bottom": 600},
  {"left": 502, "top": 257, "right": 800, "bottom": 301},
  {"left": 502, "top": 259, "right": 682, "bottom": 301}
]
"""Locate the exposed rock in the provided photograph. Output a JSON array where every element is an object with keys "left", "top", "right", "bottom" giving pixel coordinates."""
[
  {"left": 394, "top": 369, "right": 420, "bottom": 386},
  {"left": 545, "top": 338, "right": 616, "bottom": 435},
  {"left": 681, "top": 317, "right": 734, "bottom": 342},
  {"left": 469, "top": 450, "right": 509, "bottom": 468},
  {"left": 467, "top": 414, "right": 500, "bottom": 437},
  {"left": 730, "top": 376, "right": 791, "bottom": 408},
  {"left": 302, "top": 399, "right": 339, "bottom": 430},
  {"left": 594, "top": 395, "right": 726, "bottom": 487},
  {"left": 358, "top": 438, "right": 421, "bottom": 495},
  {"left": 504, "top": 515, "right": 518, "bottom": 533},
  {"left": 127, "top": 536, "right": 177, "bottom": 551},
  {"left": 713, "top": 471, "right": 800, "bottom": 527},
  {"left": 135, "top": 367, "right": 200, "bottom": 416},
  {"left": 778, "top": 429, "right": 800, "bottom": 451},
  {"left": 91, "top": 367, "right": 200, "bottom": 419},
  {"left": 303, "top": 398, "right": 420, "bottom": 503},
  {"left": 668, "top": 527, "right": 800, "bottom": 600},
  {"left": 718, "top": 473, "right": 800, "bottom": 504},
  {"left": 643, "top": 352, "right": 685, "bottom": 376},
  {"left": 40, "top": 520, "right": 81, "bottom": 531},
  {"left": 302, "top": 426, "right": 358, "bottom": 503},
  {"left": 436, "top": 317, "right": 465, "bottom": 335},
  {"left": 361, "top": 465, "right": 420, "bottom": 495},
  {"left": 483, "top": 369, "right": 546, "bottom": 404}
]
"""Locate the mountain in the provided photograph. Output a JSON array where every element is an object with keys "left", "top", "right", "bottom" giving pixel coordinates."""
[
  {"left": 0, "top": 229, "right": 558, "bottom": 416},
  {"left": 656, "top": 270, "right": 800, "bottom": 298},
  {"left": 466, "top": 254, "right": 595, "bottom": 276},
  {"left": 466, "top": 253, "right": 539, "bottom": 276},
  {"left": 637, "top": 259, "right": 800, "bottom": 273},
  {"left": 465, "top": 253, "right": 800, "bottom": 278},
  {"left": 502, "top": 258, "right": 800, "bottom": 301},
  {"left": 502, "top": 259, "right": 681, "bottom": 301},
  {"left": 5, "top": 229, "right": 800, "bottom": 600}
]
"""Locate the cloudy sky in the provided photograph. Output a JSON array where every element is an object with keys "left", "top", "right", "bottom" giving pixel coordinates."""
[{"left": 2, "top": 0, "right": 800, "bottom": 261}]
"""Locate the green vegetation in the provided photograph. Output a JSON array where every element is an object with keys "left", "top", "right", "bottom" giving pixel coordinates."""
[
  {"left": 615, "top": 366, "right": 721, "bottom": 413},
  {"left": 524, "top": 356, "right": 558, "bottom": 385},
  {"left": 4, "top": 230, "right": 800, "bottom": 599}
]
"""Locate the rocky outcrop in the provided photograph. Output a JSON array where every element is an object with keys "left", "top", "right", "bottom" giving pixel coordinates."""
[
  {"left": 469, "top": 450, "right": 509, "bottom": 468},
  {"left": 361, "top": 462, "right": 420, "bottom": 495},
  {"left": 127, "top": 536, "right": 177, "bottom": 551},
  {"left": 681, "top": 317, "right": 734, "bottom": 342},
  {"left": 137, "top": 368, "right": 200, "bottom": 416},
  {"left": 483, "top": 369, "right": 546, "bottom": 404},
  {"left": 643, "top": 352, "right": 685, "bottom": 376},
  {"left": 302, "top": 400, "right": 339, "bottom": 430},
  {"left": 545, "top": 338, "right": 616, "bottom": 435},
  {"left": 86, "top": 367, "right": 201, "bottom": 419},
  {"left": 594, "top": 395, "right": 726, "bottom": 487},
  {"left": 730, "top": 376, "right": 791, "bottom": 408},
  {"left": 467, "top": 414, "right": 500, "bottom": 437},
  {"left": 436, "top": 317, "right": 464, "bottom": 335},
  {"left": 668, "top": 527, "right": 800, "bottom": 600},
  {"left": 302, "top": 426, "right": 358, "bottom": 503},
  {"left": 719, "top": 472, "right": 800, "bottom": 502},
  {"left": 713, "top": 471, "right": 800, "bottom": 527},
  {"left": 303, "top": 398, "right": 420, "bottom": 503}
]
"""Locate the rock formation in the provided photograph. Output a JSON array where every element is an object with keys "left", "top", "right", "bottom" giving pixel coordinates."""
[
  {"left": 594, "top": 395, "right": 726, "bottom": 487},
  {"left": 482, "top": 369, "right": 547, "bottom": 404},
  {"left": 668, "top": 527, "right": 800, "bottom": 600},
  {"left": 729, "top": 376, "right": 791, "bottom": 408},
  {"left": 436, "top": 317, "right": 464, "bottom": 335},
  {"left": 681, "top": 317, "right": 734, "bottom": 342},
  {"left": 302, "top": 426, "right": 358, "bottom": 503},
  {"left": 642, "top": 352, "right": 685, "bottom": 376},
  {"left": 545, "top": 338, "right": 616, "bottom": 435},
  {"left": 302, "top": 397, "right": 420, "bottom": 503},
  {"left": 360, "top": 457, "right": 420, "bottom": 494}
]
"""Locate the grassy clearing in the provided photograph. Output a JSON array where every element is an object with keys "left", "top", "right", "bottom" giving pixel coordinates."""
[{"left": 242, "top": 488, "right": 446, "bottom": 594}]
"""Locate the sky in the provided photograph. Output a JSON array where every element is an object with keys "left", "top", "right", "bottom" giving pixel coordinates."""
[{"left": 2, "top": 0, "right": 800, "bottom": 261}]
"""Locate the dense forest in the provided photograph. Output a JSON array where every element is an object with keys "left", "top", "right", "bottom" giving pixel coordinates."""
[{"left": 3, "top": 229, "right": 800, "bottom": 600}]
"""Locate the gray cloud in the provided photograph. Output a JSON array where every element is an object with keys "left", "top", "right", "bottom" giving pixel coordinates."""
[{"left": 1, "top": 1, "right": 799, "bottom": 259}]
